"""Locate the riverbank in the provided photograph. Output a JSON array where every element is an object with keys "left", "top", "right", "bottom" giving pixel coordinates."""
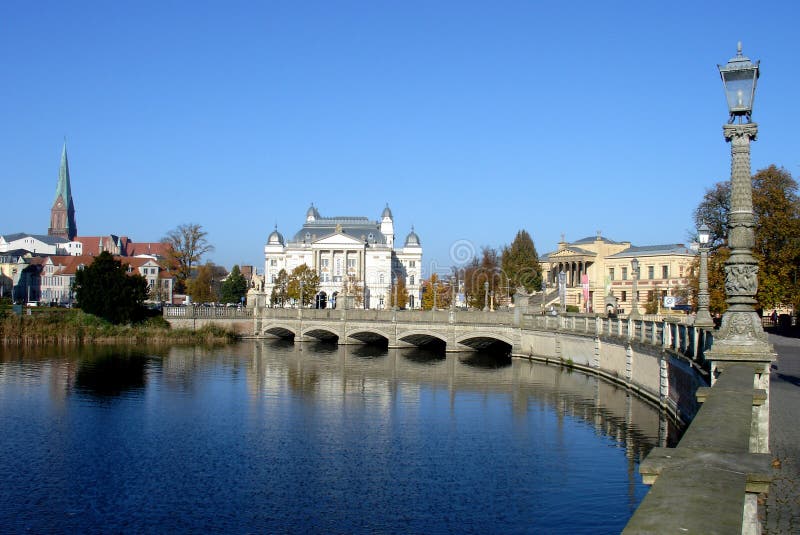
[{"left": 0, "top": 307, "right": 240, "bottom": 345}]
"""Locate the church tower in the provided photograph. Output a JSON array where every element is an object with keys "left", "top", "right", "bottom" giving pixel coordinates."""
[{"left": 48, "top": 142, "right": 77, "bottom": 241}]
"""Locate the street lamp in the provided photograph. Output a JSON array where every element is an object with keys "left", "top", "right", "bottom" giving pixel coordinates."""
[
  {"left": 299, "top": 280, "right": 305, "bottom": 318},
  {"left": 483, "top": 281, "right": 489, "bottom": 312},
  {"left": 433, "top": 281, "right": 438, "bottom": 312},
  {"left": 695, "top": 222, "right": 715, "bottom": 328},
  {"left": 709, "top": 43, "right": 770, "bottom": 348},
  {"left": 629, "top": 258, "right": 641, "bottom": 320}
]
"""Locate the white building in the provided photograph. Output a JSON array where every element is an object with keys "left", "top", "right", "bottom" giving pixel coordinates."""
[
  {"left": 0, "top": 233, "right": 83, "bottom": 256},
  {"left": 263, "top": 204, "right": 422, "bottom": 309}
]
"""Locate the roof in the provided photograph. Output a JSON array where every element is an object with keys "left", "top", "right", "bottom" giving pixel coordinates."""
[
  {"left": 571, "top": 235, "right": 622, "bottom": 245},
  {"left": 126, "top": 241, "right": 170, "bottom": 257},
  {"left": 0, "top": 233, "right": 69, "bottom": 246},
  {"left": 291, "top": 217, "right": 387, "bottom": 245},
  {"left": 607, "top": 244, "right": 694, "bottom": 258}
]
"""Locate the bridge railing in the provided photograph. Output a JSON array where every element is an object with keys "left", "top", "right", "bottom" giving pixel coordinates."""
[
  {"left": 522, "top": 313, "right": 711, "bottom": 364},
  {"left": 164, "top": 306, "right": 253, "bottom": 319},
  {"left": 254, "top": 307, "right": 515, "bottom": 325}
]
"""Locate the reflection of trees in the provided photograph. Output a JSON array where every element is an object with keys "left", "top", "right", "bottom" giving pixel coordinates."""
[{"left": 74, "top": 347, "right": 151, "bottom": 397}]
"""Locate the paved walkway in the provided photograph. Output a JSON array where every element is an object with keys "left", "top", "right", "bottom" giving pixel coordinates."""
[{"left": 765, "top": 333, "right": 800, "bottom": 534}]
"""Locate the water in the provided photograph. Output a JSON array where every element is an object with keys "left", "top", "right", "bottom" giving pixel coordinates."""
[{"left": 0, "top": 341, "right": 679, "bottom": 534}]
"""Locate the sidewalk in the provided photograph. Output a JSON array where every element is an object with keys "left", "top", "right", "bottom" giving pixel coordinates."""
[{"left": 765, "top": 333, "right": 800, "bottom": 534}]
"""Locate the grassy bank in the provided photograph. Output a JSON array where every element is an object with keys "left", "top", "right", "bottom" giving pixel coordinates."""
[{"left": 0, "top": 306, "right": 239, "bottom": 345}]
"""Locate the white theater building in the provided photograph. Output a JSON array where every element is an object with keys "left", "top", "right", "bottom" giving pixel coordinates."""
[{"left": 263, "top": 204, "right": 423, "bottom": 309}]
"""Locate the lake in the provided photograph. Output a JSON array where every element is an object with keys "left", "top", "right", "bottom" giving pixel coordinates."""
[{"left": 0, "top": 340, "right": 679, "bottom": 534}]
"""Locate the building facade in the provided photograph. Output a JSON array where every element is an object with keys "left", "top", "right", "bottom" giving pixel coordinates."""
[
  {"left": 540, "top": 233, "right": 695, "bottom": 315},
  {"left": 0, "top": 233, "right": 83, "bottom": 256},
  {"left": 261, "top": 204, "right": 422, "bottom": 309}
]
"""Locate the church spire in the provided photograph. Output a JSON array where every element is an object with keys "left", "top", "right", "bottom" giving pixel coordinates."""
[{"left": 48, "top": 142, "right": 77, "bottom": 240}]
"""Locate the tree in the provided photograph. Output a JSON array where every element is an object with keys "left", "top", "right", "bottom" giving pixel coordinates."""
[
  {"left": 287, "top": 264, "right": 320, "bottom": 307},
  {"left": 187, "top": 263, "right": 218, "bottom": 304},
  {"left": 270, "top": 269, "right": 289, "bottom": 306},
  {"left": 463, "top": 247, "right": 502, "bottom": 309},
  {"left": 162, "top": 223, "right": 214, "bottom": 294},
  {"left": 389, "top": 274, "right": 408, "bottom": 309},
  {"left": 421, "top": 273, "right": 452, "bottom": 310},
  {"left": 220, "top": 265, "right": 248, "bottom": 304},
  {"left": 501, "top": 230, "right": 542, "bottom": 294},
  {"left": 693, "top": 165, "right": 800, "bottom": 311},
  {"left": 341, "top": 275, "right": 364, "bottom": 308},
  {"left": 73, "top": 251, "right": 148, "bottom": 324}
]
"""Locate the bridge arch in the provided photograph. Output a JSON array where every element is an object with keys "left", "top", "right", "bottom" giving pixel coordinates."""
[
  {"left": 263, "top": 325, "right": 296, "bottom": 339},
  {"left": 455, "top": 333, "right": 514, "bottom": 353},
  {"left": 398, "top": 330, "right": 448, "bottom": 351},
  {"left": 346, "top": 328, "right": 390, "bottom": 346},
  {"left": 302, "top": 327, "right": 339, "bottom": 342}
]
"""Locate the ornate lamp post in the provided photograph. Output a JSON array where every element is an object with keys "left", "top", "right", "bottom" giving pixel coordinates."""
[
  {"left": 707, "top": 43, "right": 771, "bottom": 347},
  {"left": 694, "top": 223, "right": 715, "bottom": 328},
  {"left": 483, "top": 281, "right": 489, "bottom": 312},
  {"left": 629, "top": 258, "right": 641, "bottom": 319},
  {"left": 706, "top": 43, "right": 773, "bottom": 402},
  {"left": 298, "top": 280, "right": 305, "bottom": 318}
]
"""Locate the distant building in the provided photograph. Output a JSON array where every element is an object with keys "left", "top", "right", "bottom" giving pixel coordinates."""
[
  {"left": 33, "top": 254, "right": 174, "bottom": 306},
  {"left": 262, "top": 204, "right": 422, "bottom": 309},
  {"left": 48, "top": 143, "right": 78, "bottom": 241},
  {"left": 76, "top": 235, "right": 169, "bottom": 259},
  {"left": 540, "top": 232, "right": 695, "bottom": 314},
  {"left": 0, "top": 233, "right": 83, "bottom": 256}
]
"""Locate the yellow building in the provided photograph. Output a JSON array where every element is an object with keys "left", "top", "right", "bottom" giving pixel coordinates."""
[{"left": 540, "top": 233, "right": 695, "bottom": 315}]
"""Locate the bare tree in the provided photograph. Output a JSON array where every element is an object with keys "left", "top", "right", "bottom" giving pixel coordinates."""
[{"left": 162, "top": 223, "right": 214, "bottom": 293}]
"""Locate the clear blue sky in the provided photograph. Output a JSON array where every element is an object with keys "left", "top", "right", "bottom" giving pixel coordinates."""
[{"left": 2, "top": 1, "right": 798, "bottom": 274}]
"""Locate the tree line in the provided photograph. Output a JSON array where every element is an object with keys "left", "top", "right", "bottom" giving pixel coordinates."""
[{"left": 692, "top": 164, "right": 800, "bottom": 315}]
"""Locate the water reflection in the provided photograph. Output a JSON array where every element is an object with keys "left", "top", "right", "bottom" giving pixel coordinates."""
[
  {"left": 74, "top": 349, "right": 149, "bottom": 397},
  {"left": 0, "top": 341, "right": 683, "bottom": 534}
]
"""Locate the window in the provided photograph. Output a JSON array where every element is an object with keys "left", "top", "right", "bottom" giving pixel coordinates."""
[
  {"left": 270, "top": 259, "right": 277, "bottom": 267},
  {"left": 609, "top": 268, "right": 615, "bottom": 281},
  {"left": 648, "top": 266, "right": 654, "bottom": 279},
  {"left": 679, "top": 265, "right": 684, "bottom": 277},
  {"left": 621, "top": 291, "right": 627, "bottom": 302},
  {"left": 409, "top": 275, "right": 415, "bottom": 285},
  {"left": 321, "top": 258, "right": 329, "bottom": 267},
  {"left": 347, "top": 258, "right": 356, "bottom": 269},
  {"left": 662, "top": 265, "right": 669, "bottom": 279},
  {"left": 622, "top": 267, "right": 628, "bottom": 280},
  {"left": 647, "top": 290, "right": 654, "bottom": 301},
  {"left": 379, "top": 273, "right": 385, "bottom": 284},
  {"left": 410, "top": 261, "right": 416, "bottom": 268}
]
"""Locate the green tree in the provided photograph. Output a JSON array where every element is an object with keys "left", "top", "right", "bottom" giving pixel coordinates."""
[
  {"left": 270, "top": 269, "right": 289, "bottom": 306},
  {"left": 693, "top": 165, "right": 800, "bottom": 311},
  {"left": 501, "top": 230, "right": 542, "bottom": 294},
  {"left": 287, "top": 264, "right": 320, "bottom": 307},
  {"left": 73, "top": 251, "right": 148, "bottom": 324},
  {"left": 162, "top": 223, "right": 214, "bottom": 294},
  {"left": 187, "top": 263, "right": 218, "bottom": 303},
  {"left": 220, "top": 265, "right": 248, "bottom": 304}
]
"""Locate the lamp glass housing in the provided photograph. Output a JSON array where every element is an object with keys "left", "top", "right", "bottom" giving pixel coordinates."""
[
  {"left": 698, "top": 223, "right": 711, "bottom": 245},
  {"left": 718, "top": 43, "right": 759, "bottom": 120},
  {"left": 631, "top": 258, "right": 639, "bottom": 274}
]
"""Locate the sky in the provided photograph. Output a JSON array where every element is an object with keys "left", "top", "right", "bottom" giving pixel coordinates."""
[{"left": 2, "top": 1, "right": 798, "bottom": 275}]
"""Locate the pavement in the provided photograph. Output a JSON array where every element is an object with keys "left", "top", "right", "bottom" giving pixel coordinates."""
[{"left": 764, "top": 333, "right": 800, "bottom": 534}]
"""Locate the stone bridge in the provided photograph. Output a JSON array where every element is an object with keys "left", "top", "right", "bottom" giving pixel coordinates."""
[{"left": 257, "top": 308, "right": 519, "bottom": 352}]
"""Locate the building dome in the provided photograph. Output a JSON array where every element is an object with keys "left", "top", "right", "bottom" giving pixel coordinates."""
[
  {"left": 404, "top": 227, "right": 420, "bottom": 247},
  {"left": 306, "top": 203, "right": 320, "bottom": 221},
  {"left": 381, "top": 203, "right": 393, "bottom": 219},
  {"left": 268, "top": 226, "right": 285, "bottom": 245}
]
